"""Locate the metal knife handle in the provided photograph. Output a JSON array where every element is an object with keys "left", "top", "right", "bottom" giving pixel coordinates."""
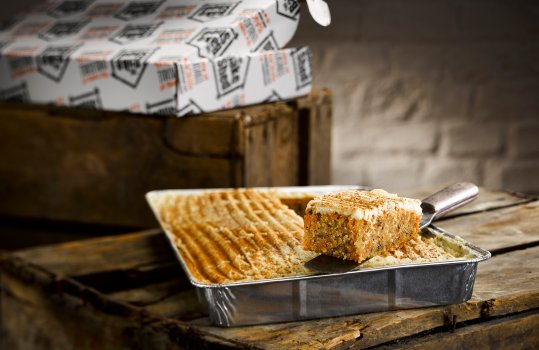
[{"left": 421, "top": 182, "right": 479, "bottom": 221}]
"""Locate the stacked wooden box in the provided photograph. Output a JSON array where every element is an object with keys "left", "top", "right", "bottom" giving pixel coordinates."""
[{"left": 0, "top": 91, "right": 331, "bottom": 246}]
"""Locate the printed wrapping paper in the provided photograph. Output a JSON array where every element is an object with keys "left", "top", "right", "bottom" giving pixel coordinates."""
[{"left": 0, "top": 0, "right": 312, "bottom": 116}]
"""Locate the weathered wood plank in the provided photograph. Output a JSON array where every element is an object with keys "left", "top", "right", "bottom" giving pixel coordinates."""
[
  {"left": 12, "top": 229, "right": 176, "bottom": 277},
  {"left": 107, "top": 280, "right": 206, "bottom": 321},
  {"left": 0, "top": 107, "right": 238, "bottom": 227},
  {"left": 0, "top": 254, "right": 241, "bottom": 350},
  {"left": 196, "top": 245, "right": 539, "bottom": 349},
  {"left": 3, "top": 221, "right": 539, "bottom": 349},
  {"left": 436, "top": 200, "right": 539, "bottom": 252},
  {"left": 143, "top": 289, "right": 205, "bottom": 320},
  {"left": 5, "top": 197, "right": 538, "bottom": 349},
  {"left": 0, "top": 93, "right": 330, "bottom": 229},
  {"left": 294, "top": 89, "right": 332, "bottom": 185},
  {"left": 108, "top": 280, "right": 185, "bottom": 306},
  {"left": 243, "top": 105, "right": 299, "bottom": 187},
  {"left": 373, "top": 309, "right": 539, "bottom": 350}
]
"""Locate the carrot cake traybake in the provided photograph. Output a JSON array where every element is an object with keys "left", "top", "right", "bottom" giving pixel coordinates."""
[
  {"left": 155, "top": 189, "right": 317, "bottom": 284},
  {"left": 150, "top": 188, "right": 466, "bottom": 285},
  {"left": 304, "top": 189, "right": 422, "bottom": 262}
]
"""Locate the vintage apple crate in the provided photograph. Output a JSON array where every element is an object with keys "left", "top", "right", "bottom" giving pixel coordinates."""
[{"left": 0, "top": 90, "right": 331, "bottom": 234}]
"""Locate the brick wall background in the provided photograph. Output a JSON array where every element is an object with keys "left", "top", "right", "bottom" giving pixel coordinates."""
[
  {"left": 2, "top": 0, "right": 539, "bottom": 195},
  {"left": 290, "top": 0, "right": 539, "bottom": 195}
]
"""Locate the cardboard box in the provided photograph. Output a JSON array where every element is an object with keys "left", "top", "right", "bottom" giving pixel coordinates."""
[{"left": 0, "top": 0, "right": 312, "bottom": 116}]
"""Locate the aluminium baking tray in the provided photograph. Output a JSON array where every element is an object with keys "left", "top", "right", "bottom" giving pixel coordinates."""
[{"left": 146, "top": 186, "right": 491, "bottom": 327}]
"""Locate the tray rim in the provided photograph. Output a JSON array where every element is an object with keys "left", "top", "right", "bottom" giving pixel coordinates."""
[{"left": 146, "top": 186, "right": 491, "bottom": 289}]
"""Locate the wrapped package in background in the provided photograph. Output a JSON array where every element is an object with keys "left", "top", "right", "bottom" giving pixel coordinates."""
[{"left": 0, "top": 0, "right": 312, "bottom": 116}]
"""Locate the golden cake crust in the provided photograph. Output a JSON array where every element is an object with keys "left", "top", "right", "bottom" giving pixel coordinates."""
[
  {"left": 157, "top": 189, "right": 317, "bottom": 284},
  {"left": 304, "top": 189, "right": 422, "bottom": 262}
]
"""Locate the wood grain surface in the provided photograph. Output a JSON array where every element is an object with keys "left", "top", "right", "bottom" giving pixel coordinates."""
[
  {"left": 1, "top": 187, "right": 538, "bottom": 349},
  {"left": 0, "top": 91, "right": 332, "bottom": 229}
]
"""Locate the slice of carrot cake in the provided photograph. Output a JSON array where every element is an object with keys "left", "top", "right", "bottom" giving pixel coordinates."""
[{"left": 304, "top": 189, "right": 422, "bottom": 262}]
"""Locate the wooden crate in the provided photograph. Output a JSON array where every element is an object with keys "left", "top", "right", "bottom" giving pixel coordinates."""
[
  {"left": 0, "top": 90, "right": 331, "bottom": 228},
  {"left": 1, "top": 187, "right": 538, "bottom": 349}
]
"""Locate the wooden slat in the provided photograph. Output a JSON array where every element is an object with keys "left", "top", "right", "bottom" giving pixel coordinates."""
[
  {"left": 2, "top": 209, "right": 539, "bottom": 348},
  {"left": 195, "top": 245, "right": 539, "bottom": 349},
  {"left": 243, "top": 105, "right": 299, "bottom": 187},
  {"left": 373, "top": 310, "right": 539, "bottom": 350},
  {"left": 108, "top": 280, "right": 186, "bottom": 306},
  {"left": 4, "top": 194, "right": 538, "bottom": 348},
  {"left": 295, "top": 89, "right": 332, "bottom": 185},
  {"left": 12, "top": 229, "right": 176, "bottom": 276},
  {"left": 0, "top": 254, "right": 240, "bottom": 350},
  {"left": 436, "top": 200, "right": 539, "bottom": 252},
  {"left": 0, "top": 95, "right": 322, "bottom": 228},
  {"left": 143, "top": 289, "right": 205, "bottom": 320}
]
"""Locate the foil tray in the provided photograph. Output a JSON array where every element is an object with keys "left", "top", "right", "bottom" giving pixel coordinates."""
[{"left": 146, "top": 186, "right": 491, "bottom": 327}]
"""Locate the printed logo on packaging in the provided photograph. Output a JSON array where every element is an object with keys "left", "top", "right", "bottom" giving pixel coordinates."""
[
  {"left": 157, "top": 5, "right": 196, "bottom": 20},
  {"left": 86, "top": 3, "right": 124, "bottom": 18},
  {"left": 109, "top": 22, "right": 163, "bottom": 45},
  {"left": 48, "top": 0, "right": 96, "bottom": 18},
  {"left": 187, "top": 27, "right": 238, "bottom": 59},
  {"left": 80, "top": 25, "right": 119, "bottom": 41},
  {"left": 146, "top": 98, "right": 176, "bottom": 115},
  {"left": 69, "top": 87, "right": 102, "bottom": 108},
  {"left": 39, "top": 20, "right": 90, "bottom": 41},
  {"left": 179, "top": 99, "right": 204, "bottom": 116},
  {"left": 152, "top": 28, "right": 195, "bottom": 46},
  {"left": 77, "top": 51, "right": 111, "bottom": 84},
  {"left": 36, "top": 44, "right": 82, "bottom": 82},
  {"left": 188, "top": 2, "right": 241, "bottom": 23},
  {"left": 276, "top": 0, "right": 300, "bottom": 20},
  {"left": 264, "top": 90, "right": 281, "bottom": 103},
  {"left": 5, "top": 47, "right": 36, "bottom": 79},
  {"left": 114, "top": 1, "right": 165, "bottom": 21},
  {"left": 110, "top": 48, "right": 157, "bottom": 88},
  {"left": 212, "top": 56, "right": 250, "bottom": 97},
  {"left": 254, "top": 31, "right": 279, "bottom": 52},
  {"left": 12, "top": 22, "right": 50, "bottom": 38},
  {"left": 0, "top": 82, "right": 30, "bottom": 102},
  {"left": 291, "top": 47, "right": 311, "bottom": 90},
  {"left": 155, "top": 63, "right": 177, "bottom": 91}
]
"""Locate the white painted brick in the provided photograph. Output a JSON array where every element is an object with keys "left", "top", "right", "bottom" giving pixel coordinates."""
[
  {"left": 455, "top": 2, "right": 533, "bottom": 41},
  {"left": 473, "top": 83, "right": 539, "bottom": 121},
  {"left": 444, "top": 45, "right": 538, "bottom": 85},
  {"left": 360, "top": 0, "right": 457, "bottom": 42},
  {"left": 428, "top": 83, "right": 472, "bottom": 121},
  {"left": 330, "top": 155, "right": 368, "bottom": 187},
  {"left": 315, "top": 44, "right": 390, "bottom": 83},
  {"left": 331, "top": 154, "right": 425, "bottom": 193},
  {"left": 364, "top": 155, "right": 425, "bottom": 193},
  {"left": 445, "top": 123, "right": 503, "bottom": 157},
  {"left": 324, "top": 80, "right": 365, "bottom": 129},
  {"left": 389, "top": 46, "right": 446, "bottom": 81},
  {"left": 336, "top": 122, "right": 438, "bottom": 155},
  {"left": 501, "top": 161, "right": 539, "bottom": 195},
  {"left": 422, "top": 158, "right": 481, "bottom": 186},
  {"left": 508, "top": 123, "right": 539, "bottom": 159},
  {"left": 482, "top": 159, "right": 504, "bottom": 190},
  {"left": 359, "top": 77, "right": 430, "bottom": 122}
]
